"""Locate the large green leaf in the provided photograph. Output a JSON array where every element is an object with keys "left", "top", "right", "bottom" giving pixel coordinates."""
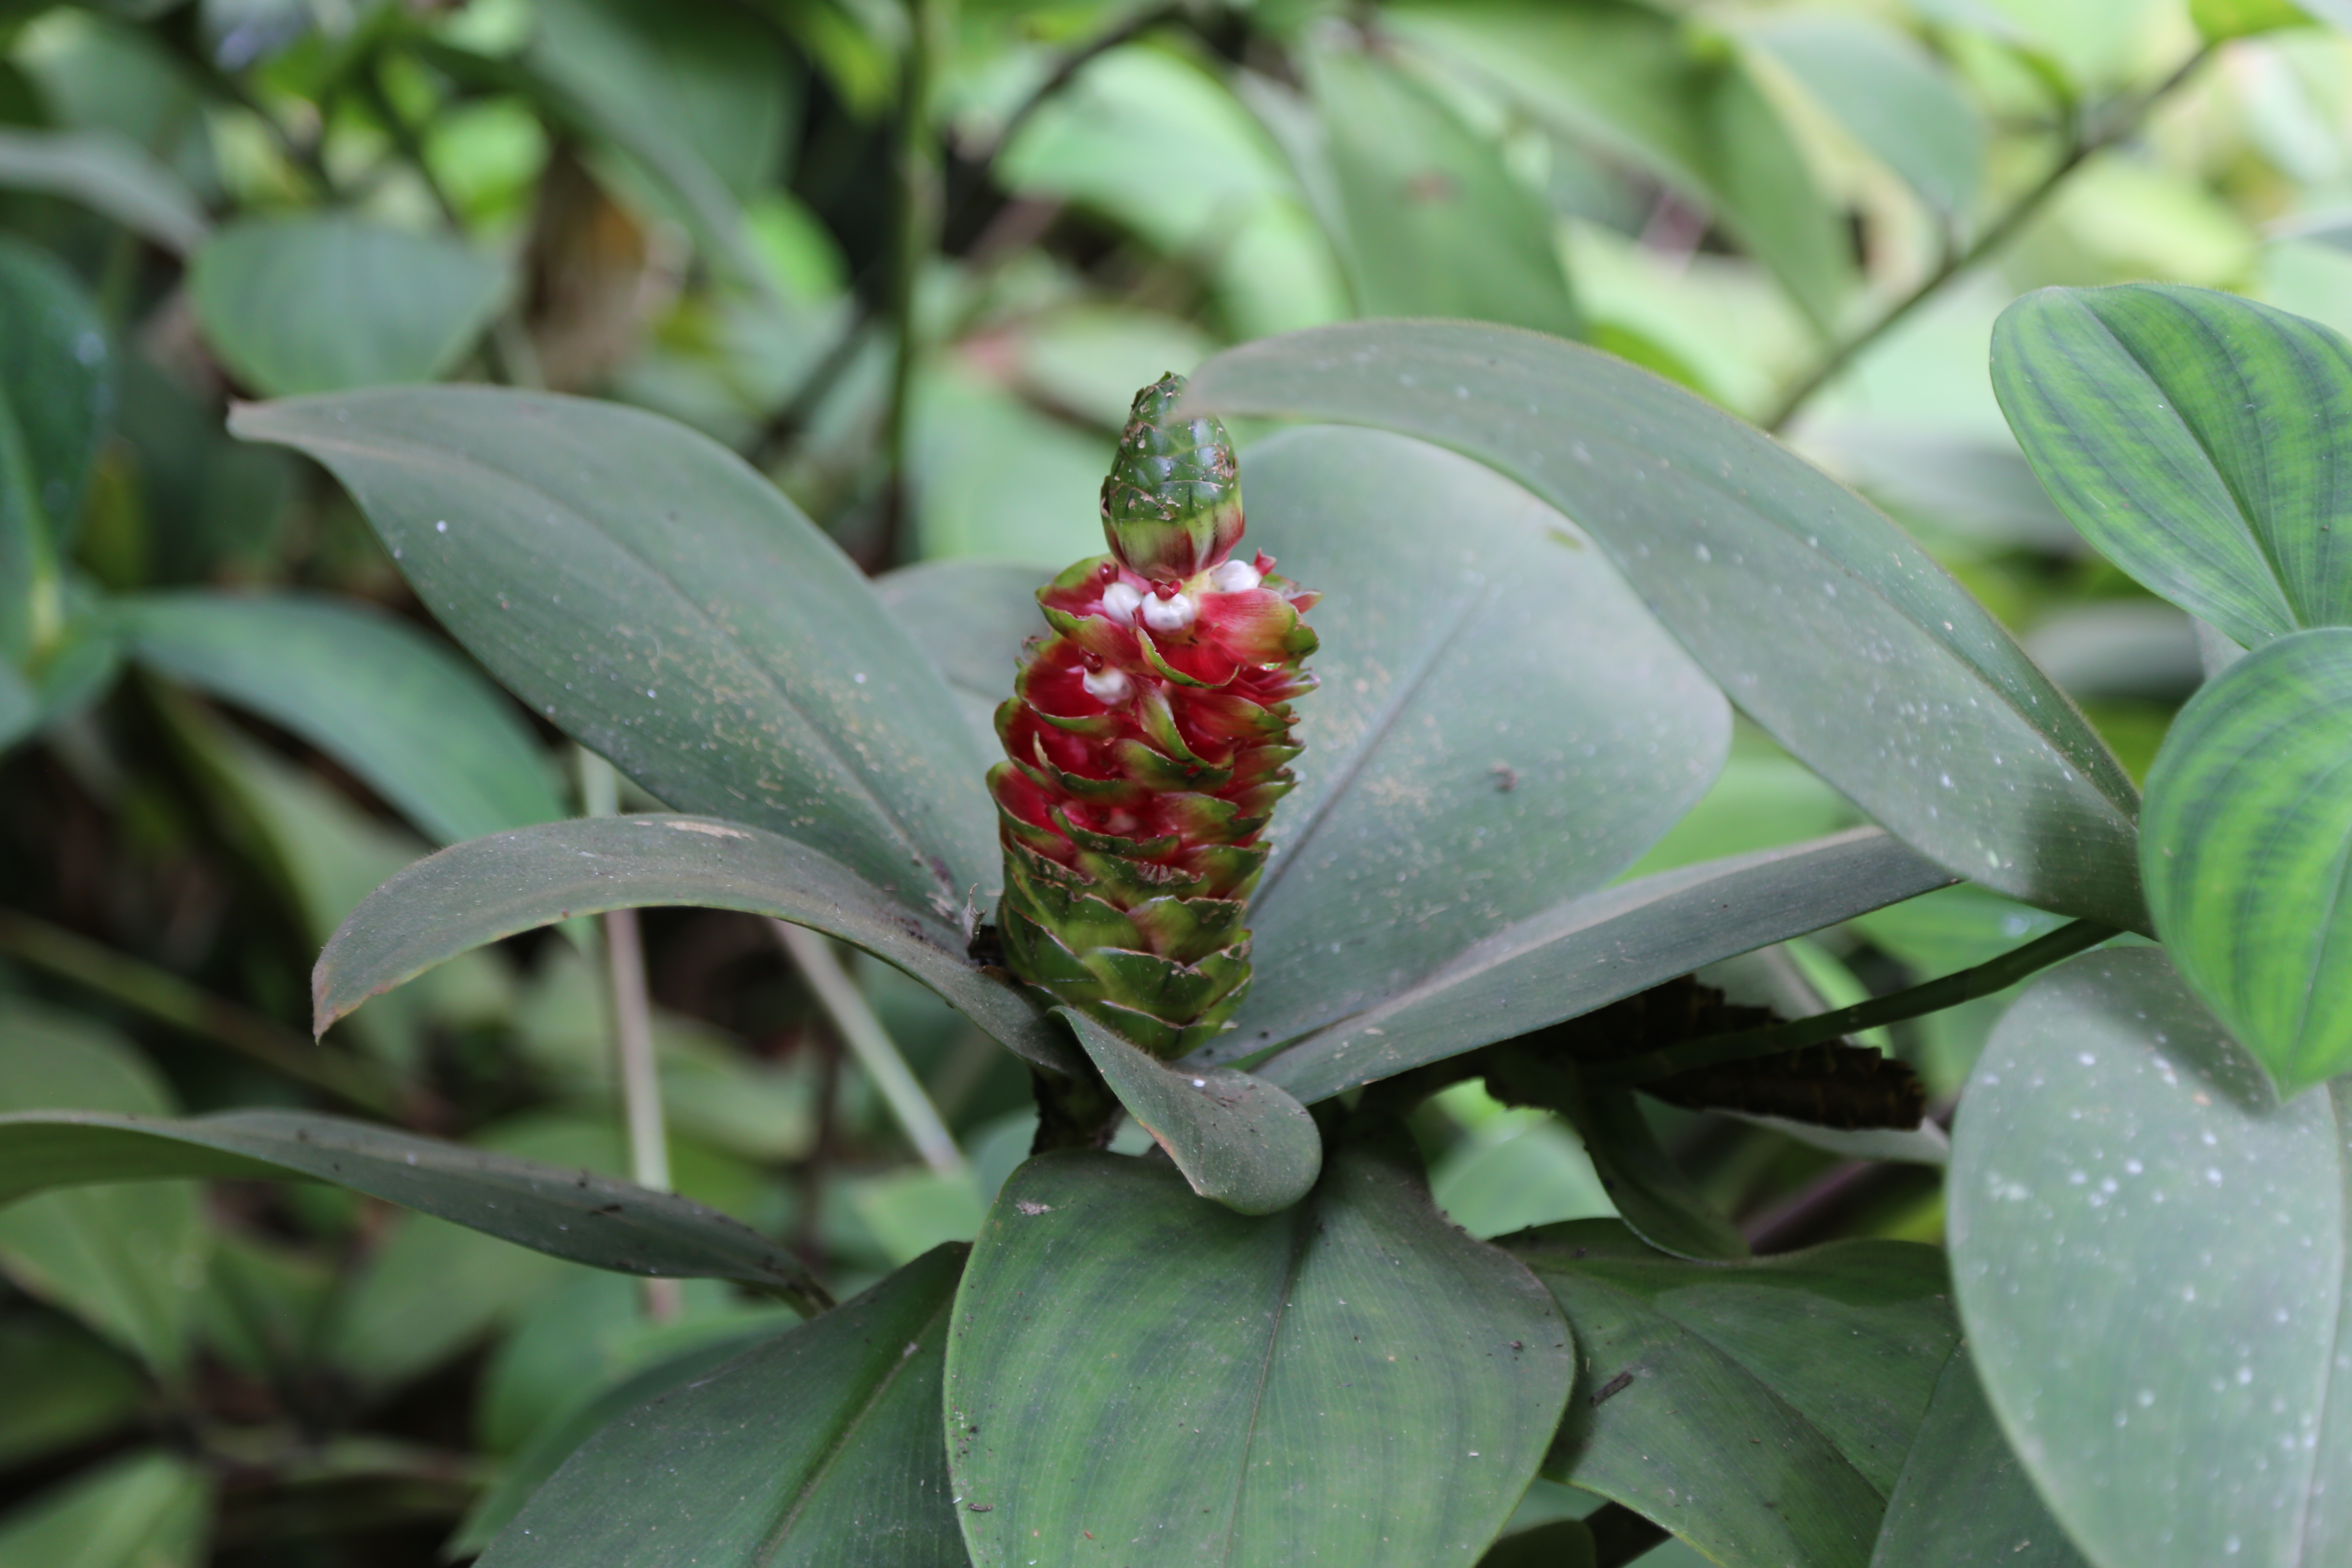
[
  {"left": 1385, "top": 0, "right": 1854, "bottom": 331},
  {"left": 479, "top": 1246, "right": 965, "bottom": 1568},
  {"left": 122, "top": 591, "right": 562, "bottom": 846},
  {"left": 1250, "top": 828, "right": 1951, "bottom": 1102},
  {"left": 0, "top": 1108, "right": 824, "bottom": 1308},
  {"left": 1194, "top": 424, "right": 1727, "bottom": 1047},
  {"left": 1868, "top": 1346, "right": 2091, "bottom": 1568},
  {"left": 311, "top": 813, "right": 1072, "bottom": 1073},
  {"left": 451, "top": 1313, "right": 799, "bottom": 1556},
  {"left": 1949, "top": 948, "right": 2352, "bottom": 1568},
  {"left": 0, "top": 239, "right": 108, "bottom": 661},
  {"left": 1993, "top": 285, "right": 2352, "bottom": 650},
  {"left": 945, "top": 1133, "right": 1572, "bottom": 1568},
  {"left": 0, "top": 126, "right": 208, "bottom": 255},
  {"left": 1742, "top": 15, "right": 1985, "bottom": 216},
  {"left": 2140, "top": 628, "right": 2352, "bottom": 1093},
  {"left": 230, "top": 386, "right": 993, "bottom": 915},
  {"left": 1188, "top": 322, "right": 2146, "bottom": 930},
  {"left": 1515, "top": 1220, "right": 1959, "bottom": 1568},
  {"left": 1301, "top": 43, "right": 1583, "bottom": 335},
  {"left": 0, "top": 1449, "right": 211, "bottom": 1568},
  {"left": 1563, "top": 1086, "right": 1747, "bottom": 1262},
  {"left": 189, "top": 216, "right": 511, "bottom": 397},
  {"left": 0, "top": 1001, "right": 205, "bottom": 1374},
  {"left": 876, "top": 557, "right": 1044, "bottom": 753},
  {"left": 1057, "top": 1007, "right": 1320, "bottom": 1215}
]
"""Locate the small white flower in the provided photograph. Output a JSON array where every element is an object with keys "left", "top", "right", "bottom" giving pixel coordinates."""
[
  {"left": 1099, "top": 581, "right": 1143, "bottom": 623},
  {"left": 1208, "top": 559, "right": 1261, "bottom": 593},
  {"left": 1141, "top": 591, "right": 1197, "bottom": 633},
  {"left": 1082, "top": 666, "right": 1133, "bottom": 704}
]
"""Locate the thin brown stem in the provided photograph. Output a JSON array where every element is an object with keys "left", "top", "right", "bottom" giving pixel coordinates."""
[
  {"left": 1760, "top": 43, "right": 2215, "bottom": 434},
  {"left": 0, "top": 909, "right": 403, "bottom": 1116}
]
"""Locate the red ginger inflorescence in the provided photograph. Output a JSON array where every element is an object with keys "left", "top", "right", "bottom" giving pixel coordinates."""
[{"left": 989, "top": 374, "right": 1319, "bottom": 1060}]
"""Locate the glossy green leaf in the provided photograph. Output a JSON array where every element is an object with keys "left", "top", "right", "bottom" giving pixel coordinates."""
[
  {"left": 1386, "top": 0, "right": 1854, "bottom": 330},
  {"left": 479, "top": 1245, "right": 966, "bottom": 1568},
  {"left": 1189, "top": 322, "right": 2146, "bottom": 930},
  {"left": 1516, "top": 1219, "right": 1959, "bottom": 1568},
  {"left": 1250, "top": 828, "right": 1952, "bottom": 1102},
  {"left": 122, "top": 591, "right": 562, "bottom": 846},
  {"left": 0, "top": 1001, "right": 205, "bottom": 1375},
  {"left": 1564, "top": 1086, "right": 1747, "bottom": 1261},
  {"left": 1216, "top": 424, "right": 1729, "bottom": 1046},
  {"left": 311, "top": 813, "right": 1072, "bottom": 1073},
  {"left": 1057, "top": 1007, "right": 1321, "bottom": 1215},
  {"left": 1993, "top": 285, "right": 2352, "bottom": 650},
  {"left": 189, "top": 216, "right": 510, "bottom": 397},
  {"left": 1868, "top": 1345, "right": 2092, "bottom": 1568},
  {"left": 0, "top": 1449, "right": 210, "bottom": 1568},
  {"left": 1743, "top": 16, "right": 1985, "bottom": 215},
  {"left": 230, "top": 386, "right": 993, "bottom": 915},
  {"left": 452, "top": 1312, "right": 798, "bottom": 1555},
  {"left": 944, "top": 1133, "right": 1574, "bottom": 1568},
  {"left": 0, "top": 1107, "right": 824, "bottom": 1307},
  {"left": 1302, "top": 43, "right": 1583, "bottom": 335},
  {"left": 0, "top": 239, "right": 108, "bottom": 661},
  {"left": 2140, "top": 628, "right": 2352, "bottom": 1093},
  {"left": 0, "top": 126, "right": 208, "bottom": 254},
  {"left": 1949, "top": 948, "right": 2352, "bottom": 1568}
]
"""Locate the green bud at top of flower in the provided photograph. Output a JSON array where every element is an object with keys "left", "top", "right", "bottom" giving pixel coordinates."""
[{"left": 1099, "top": 373, "right": 1244, "bottom": 581}]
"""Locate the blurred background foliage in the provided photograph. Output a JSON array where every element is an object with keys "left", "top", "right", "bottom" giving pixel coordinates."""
[{"left": 0, "top": 0, "right": 2346, "bottom": 1561}]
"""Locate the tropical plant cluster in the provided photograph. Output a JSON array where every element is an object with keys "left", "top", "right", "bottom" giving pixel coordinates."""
[{"left": 2, "top": 1, "right": 2352, "bottom": 1566}]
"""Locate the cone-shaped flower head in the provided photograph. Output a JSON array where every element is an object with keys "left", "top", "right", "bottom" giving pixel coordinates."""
[
  {"left": 989, "top": 374, "right": 1318, "bottom": 1059},
  {"left": 1099, "top": 373, "right": 1246, "bottom": 581}
]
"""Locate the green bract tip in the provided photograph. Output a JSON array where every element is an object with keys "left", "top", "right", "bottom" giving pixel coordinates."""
[{"left": 1099, "top": 373, "right": 1244, "bottom": 580}]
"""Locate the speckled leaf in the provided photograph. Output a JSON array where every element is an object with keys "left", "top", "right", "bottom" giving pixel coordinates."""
[
  {"left": 121, "top": 591, "right": 562, "bottom": 847},
  {"left": 478, "top": 1246, "right": 965, "bottom": 1568},
  {"left": 876, "top": 557, "right": 1047, "bottom": 754},
  {"left": 1248, "top": 828, "right": 1952, "bottom": 1102},
  {"left": 1994, "top": 285, "right": 2352, "bottom": 651},
  {"left": 2140, "top": 628, "right": 2352, "bottom": 1094},
  {"left": 1189, "top": 323, "right": 2145, "bottom": 931},
  {"left": 1950, "top": 948, "right": 2352, "bottom": 1568},
  {"left": 1197, "top": 425, "right": 1726, "bottom": 1048},
  {"left": 1058, "top": 1008, "right": 1320, "bottom": 1215},
  {"left": 312, "top": 815, "right": 1073, "bottom": 1074},
  {"left": 0, "top": 1108, "right": 824, "bottom": 1307},
  {"left": 230, "top": 387, "right": 994, "bottom": 915},
  {"left": 1515, "top": 1220, "right": 1958, "bottom": 1568},
  {"left": 945, "top": 1132, "right": 1573, "bottom": 1568},
  {"left": 1868, "top": 1345, "right": 2092, "bottom": 1568}
]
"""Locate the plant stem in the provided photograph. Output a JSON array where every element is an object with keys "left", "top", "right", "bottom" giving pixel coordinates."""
[
  {"left": 878, "top": 0, "right": 946, "bottom": 569},
  {"left": 159, "top": 23, "right": 340, "bottom": 201},
  {"left": 983, "top": 2, "right": 1185, "bottom": 168},
  {"left": 577, "top": 749, "right": 679, "bottom": 1322},
  {"left": 1588, "top": 919, "right": 2119, "bottom": 1087},
  {"left": 0, "top": 909, "right": 403, "bottom": 1115},
  {"left": 772, "top": 921, "right": 965, "bottom": 1176},
  {"left": 1759, "top": 43, "right": 2215, "bottom": 434}
]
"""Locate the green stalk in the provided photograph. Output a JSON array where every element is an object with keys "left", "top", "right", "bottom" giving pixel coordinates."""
[
  {"left": 878, "top": 0, "right": 946, "bottom": 565},
  {"left": 577, "top": 749, "right": 679, "bottom": 1322},
  {"left": 0, "top": 909, "right": 404, "bottom": 1115},
  {"left": 772, "top": 921, "right": 964, "bottom": 1177},
  {"left": 1760, "top": 44, "right": 2214, "bottom": 434},
  {"left": 1586, "top": 919, "right": 2119, "bottom": 1087}
]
